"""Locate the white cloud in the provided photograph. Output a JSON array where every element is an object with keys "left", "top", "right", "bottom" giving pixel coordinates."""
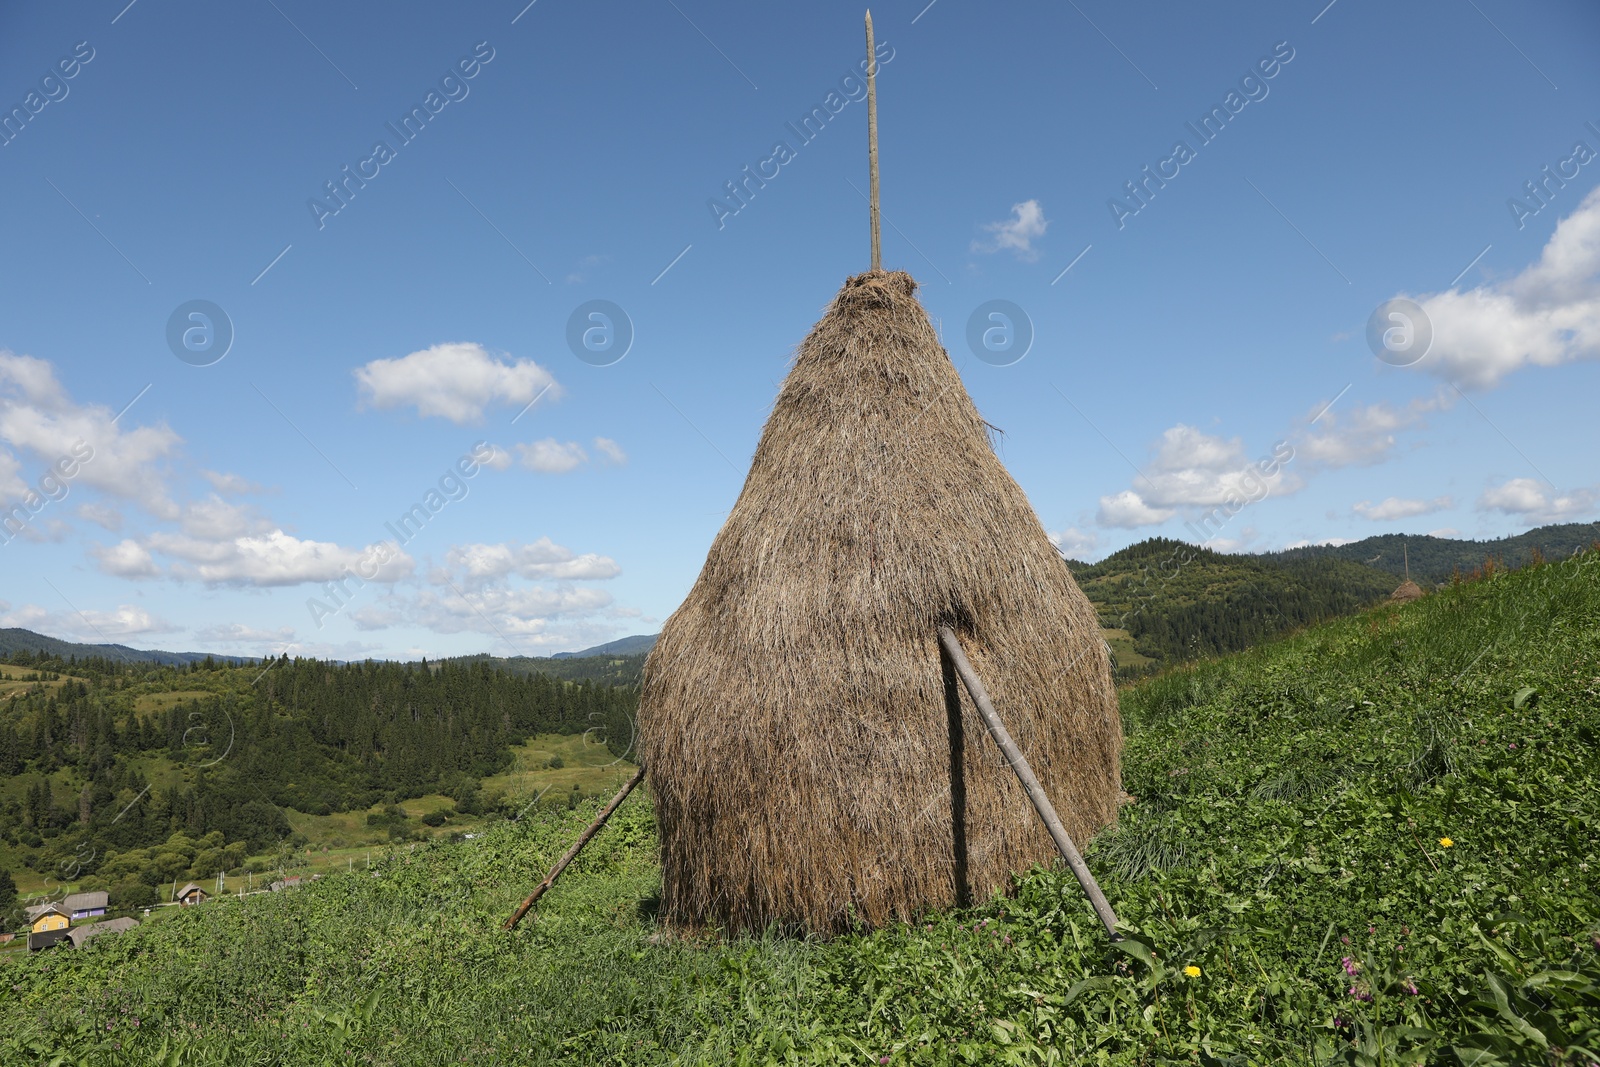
[
  {"left": 92, "top": 539, "right": 161, "bottom": 579},
  {"left": 349, "top": 606, "right": 403, "bottom": 631},
  {"left": 1476, "top": 477, "right": 1596, "bottom": 524},
  {"left": 1097, "top": 490, "right": 1175, "bottom": 528},
  {"left": 1205, "top": 534, "right": 1258, "bottom": 554},
  {"left": 1403, "top": 184, "right": 1600, "bottom": 388},
  {"left": 1353, "top": 495, "right": 1452, "bottom": 521},
  {"left": 972, "top": 199, "right": 1048, "bottom": 261},
  {"left": 593, "top": 437, "right": 627, "bottom": 465},
  {"left": 355, "top": 343, "right": 561, "bottom": 424},
  {"left": 80, "top": 605, "right": 174, "bottom": 639},
  {"left": 192, "top": 622, "right": 295, "bottom": 646},
  {"left": 1048, "top": 526, "right": 1100, "bottom": 560},
  {"left": 0, "top": 602, "right": 174, "bottom": 640},
  {"left": 1427, "top": 527, "right": 1461, "bottom": 538},
  {"left": 443, "top": 539, "right": 621, "bottom": 585},
  {"left": 477, "top": 443, "right": 513, "bottom": 471},
  {"left": 179, "top": 495, "right": 272, "bottom": 540},
  {"left": 1281, "top": 536, "right": 1358, "bottom": 549},
  {"left": 345, "top": 536, "right": 628, "bottom": 647},
  {"left": 0, "top": 448, "right": 24, "bottom": 500},
  {"left": 1094, "top": 424, "right": 1300, "bottom": 529},
  {"left": 202, "top": 470, "right": 265, "bottom": 495},
  {"left": 76, "top": 502, "right": 123, "bottom": 531},
  {"left": 1298, "top": 395, "right": 1447, "bottom": 469},
  {"left": 147, "top": 529, "right": 415, "bottom": 587},
  {"left": 565, "top": 253, "right": 609, "bottom": 285},
  {"left": 0, "top": 350, "right": 182, "bottom": 517},
  {"left": 515, "top": 439, "right": 588, "bottom": 474},
  {"left": 410, "top": 584, "right": 615, "bottom": 635}
]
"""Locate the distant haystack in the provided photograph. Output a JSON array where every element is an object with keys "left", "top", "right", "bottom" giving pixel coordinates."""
[
  {"left": 1391, "top": 543, "right": 1423, "bottom": 601},
  {"left": 637, "top": 270, "right": 1122, "bottom": 936},
  {"left": 1390, "top": 579, "right": 1424, "bottom": 602}
]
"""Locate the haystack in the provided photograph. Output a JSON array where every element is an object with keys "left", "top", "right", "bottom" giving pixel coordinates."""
[
  {"left": 637, "top": 270, "right": 1122, "bottom": 935},
  {"left": 1391, "top": 543, "right": 1423, "bottom": 601}
]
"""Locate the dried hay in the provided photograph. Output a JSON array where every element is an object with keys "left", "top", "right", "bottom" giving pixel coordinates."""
[{"left": 638, "top": 270, "right": 1122, "bottom": 935}]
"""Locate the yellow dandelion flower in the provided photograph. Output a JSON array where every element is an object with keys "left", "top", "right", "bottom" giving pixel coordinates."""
[
  {"left": 1184, "top": 965, "right": 1201, "bottom": 978},
  {"left": 1439, "top": 837, "right": 1454, "bottom": 848}
]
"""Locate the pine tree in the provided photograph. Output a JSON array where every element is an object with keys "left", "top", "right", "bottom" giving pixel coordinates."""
[{"left": 0, "top": 869, "right": 17, "bottom": 929}]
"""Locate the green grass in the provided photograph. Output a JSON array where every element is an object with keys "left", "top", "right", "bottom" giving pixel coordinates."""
[
  {"left": 2, "top": 554, "right": 1597, "bottom": 1064},
  {"left": 1101, "top": 626, "right": 1155, "bottom": 673},
  {"left": 481, "top": 732, "right": 640, "bottom": 803},
  {"left": 0, "top": 662, "right": 85, "bottom": 700}
]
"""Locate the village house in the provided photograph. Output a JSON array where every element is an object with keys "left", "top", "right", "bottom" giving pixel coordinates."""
[
  {"left": 175, "top": 882, "right": 209, "bottom": 906},
  {"left": 63, "top": 890, "right": 109, "bottom": 920},
  {"left": 25, "top": 903, "right": 71, "bottom": 952}
]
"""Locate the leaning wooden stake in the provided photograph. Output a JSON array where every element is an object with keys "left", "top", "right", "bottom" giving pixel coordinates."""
[
  {"left": 503, "top": 765, "right": 646, "bottom": 931},
  {"left": 865, "top": 9, "right": 882, "bottom": 271},
  {"left": 936, "top": 626, "right": 1121, "bottom": 940}
]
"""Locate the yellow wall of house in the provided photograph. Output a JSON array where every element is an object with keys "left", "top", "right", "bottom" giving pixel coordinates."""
[{"left": 31, "top": 914, "right": 68, "bottom": 933}]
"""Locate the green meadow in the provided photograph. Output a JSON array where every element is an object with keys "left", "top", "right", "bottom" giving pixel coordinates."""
[{"left": 2, "top": 552, "right": 1597, "bottom": 1065}]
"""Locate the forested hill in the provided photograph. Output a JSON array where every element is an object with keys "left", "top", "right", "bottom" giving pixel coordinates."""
[
  {"left": 0, "top": 653, "right": 635, "bottom": 909},
  {"left": 0, "top": 628, "right": 252, "bottom": 667},
  {"left": 1067, "top": 539, "right": 1398, "bottom": 675},
  {"left": 1258, "top": 521, "right": 1600, "bottom": 584},
  {"left": 441, "top": 653, "right": 645, "bottom": 686}
]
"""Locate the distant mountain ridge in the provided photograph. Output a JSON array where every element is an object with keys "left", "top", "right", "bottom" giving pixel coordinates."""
[
  {"left": 553, "top": 634, "right": 658, "bottom": 659},
  {"left": 1256, "top": 522, "right": 1600, "bottom": 585},
  {"left": 0, "top": 628, "right": 256, "bottom": 666}
]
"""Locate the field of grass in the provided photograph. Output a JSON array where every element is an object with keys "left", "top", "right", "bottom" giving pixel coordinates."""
[
  {"left": 0, "top": 662, "right": 84, "bottom": 701},
  {"left": 1101, "top": 627, "right": 1155, "bottom": 673},
  {"left": 1, "top": 554, "right": 1597, "bottom": 1064},
  {"left": 481, "top": 731, "right": 640, "bottom": 804}
]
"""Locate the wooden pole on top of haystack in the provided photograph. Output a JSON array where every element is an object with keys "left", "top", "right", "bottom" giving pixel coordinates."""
[{"left": 866, "top": 10, "right": 881, "bottom": 271}]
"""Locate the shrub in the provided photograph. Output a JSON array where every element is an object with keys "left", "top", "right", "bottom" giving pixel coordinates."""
[{"left": 111, "top": 881, "right": 157, "bottom": 910}]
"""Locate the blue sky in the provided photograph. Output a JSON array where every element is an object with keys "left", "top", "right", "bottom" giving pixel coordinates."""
[{"left": 2, "top": 0, "right": 1598, "bottom": 660}]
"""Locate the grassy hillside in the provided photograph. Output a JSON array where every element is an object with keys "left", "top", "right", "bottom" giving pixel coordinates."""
[{"left": 3, "top": 549, "right": 1596, "bottom": 1064}]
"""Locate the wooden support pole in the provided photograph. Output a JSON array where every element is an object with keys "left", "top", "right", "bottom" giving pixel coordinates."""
[
  {"left": 865, "top": 10, "right": 881, "bottom": 271},
  {"left": 936, "top": 626, "right": 1121, "bottom": 940},
  {"left": 503, "top": 765, "right": 646, "bottom": 931}
]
